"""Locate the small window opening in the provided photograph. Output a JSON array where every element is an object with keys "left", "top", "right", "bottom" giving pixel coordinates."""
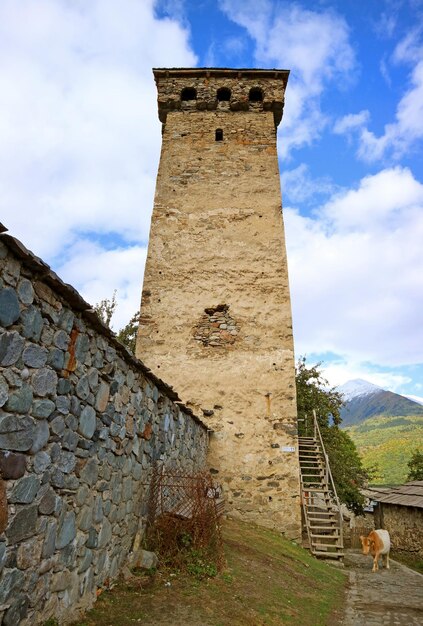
[
  {"left": 217, "top": 87, "right": 231, "bottom": 101},
  {"left": 215, "top": 128, "right": 223, "bottom": 141},
  {"left": 249, "top": 87, "right": 263, "bottom": 102},
  {"left": 181, "top": 87, "right": 197, "bottom": 101}
]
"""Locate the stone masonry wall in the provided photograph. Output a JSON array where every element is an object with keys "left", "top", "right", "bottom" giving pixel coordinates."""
[
  {"left": 137, "top": 69, "right": 301, "bottom": 539},
  {"left": 0, "top": 231, "right": 208, "bottom": 626},
  {"left": 379, "top": 504, "right": 423, "bottom": 558}
]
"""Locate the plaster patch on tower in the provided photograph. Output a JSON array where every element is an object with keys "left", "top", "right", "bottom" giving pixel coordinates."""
[{"left": 193, "top": 304, "right": 240, "bottom": 347}]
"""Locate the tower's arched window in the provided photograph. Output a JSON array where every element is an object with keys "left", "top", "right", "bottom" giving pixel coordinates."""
[
  {"left": 215, "top": 128, "right": 223, "bottom": 141},
  {"left": 181, "top": 87, "right": 197, "bottom": 101},
  {"left": 217, "top": 87, "right": 231, "bottom": 101},
  {"left": 249, "top": 87, "right": 263, "bottom": 102}
]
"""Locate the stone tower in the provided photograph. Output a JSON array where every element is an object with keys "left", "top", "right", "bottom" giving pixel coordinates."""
[{"left": 136, "top": 68, "right": 301, "bottom": 538}]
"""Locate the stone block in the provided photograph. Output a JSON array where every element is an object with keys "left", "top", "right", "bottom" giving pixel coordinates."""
[
  {"left": 0, "top": 414, "right": 35, "bottom": 451},
  {"left": 78, "top": 458, "right": 98, "bottom": 486},
  {"left": 0, "top": 375, "right": 7, "bottom": 408},
  {"left": 22, "top": 344, "right": 48, "bottom": 368},
  {"left": 32, "top": 399, "right": 55, "bottom": 419},
  {"left": 0, "top": 331, "right": 25, "bottom": 366},
  {"left": 128, "top": 549, "right": 158, "bottom": 570},
  {"left": 33, "top": 451, "right": 51, "bottom": 474},
  {"left": 57, "top": 450, "right": 76, "bottom": 474},
  {"left": 0, "top": 288, "right": 20, "bottom": 327},
  {"left": 21, "top": 305, "right": 43, "bottom": 341},
  {"left": 6, "top": 504, "right": 38, "bottom": 544},
  {"left": 38, "top": 486, "right": 56, "bottom": 515},
  {"left": 17, "top": 279, "right": 34, "bottom": 305},
  {"left": 10, "top": 476, "right": 40, "bottom": 504},
  {"left": 16, "top": 537, "right": 42, "bottom": 570},
  {"left": 0, "top": 568, "right": 25, "bottom": 604},
  {"left": 56, "top": 511, "right": 76, "bottom": 549},
  {"left": 47, "top": 347, "right": 65, "bottom": 371},
  {"left": 78, "top": 406, "right": 96, "bottom": 439},
  {"left": 32, "top": 368, "right": 58, "bottom": 397},
  {"left": 95, "top": 381, "right": 110, "bottom": 413},
  {"left": 0, "top": 479, "right": 7, "bottom": 533},
  {"left": 42, "top": 519, "right": 57, "bottom": 558},
  {"left": 30, "top": 419, "right": 49, "bottom": 454},
  {"left": 5, "top": 383, "right": 33, "bottom": 414},
  {"left": 0, "top": 451, "right": 26, "bottom": 479}
]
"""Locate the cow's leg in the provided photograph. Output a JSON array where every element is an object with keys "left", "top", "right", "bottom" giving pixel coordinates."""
[
  {"left": 372, "top": 554, "right": 379, "bottom": 572},
  {"left": 386, "top": 553, "right": 390, "bottom": 569}
]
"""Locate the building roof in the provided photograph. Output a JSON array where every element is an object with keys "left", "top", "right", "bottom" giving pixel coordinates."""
[
  {"left": 371, "top": 481, "right": 423, "bottom": 509},
  {"left": 153, "top": 67, "right": 290, "bottom": 80}
]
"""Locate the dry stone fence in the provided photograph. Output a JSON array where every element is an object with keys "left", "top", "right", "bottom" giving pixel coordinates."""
[{"left": 0, "top": 229, "right": 208, "bottom": 625}]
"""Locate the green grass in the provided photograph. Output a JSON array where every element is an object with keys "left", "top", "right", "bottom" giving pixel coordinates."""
[
  {"left": 71, "top": 518, "right": 347, "bottom": 626},
  {"left": 345, "top": 414, "right": 423, "bottom": 484}
]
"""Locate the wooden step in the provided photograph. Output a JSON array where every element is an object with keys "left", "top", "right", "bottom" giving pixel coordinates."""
[
  {"left": 313, "top": 550, "right": 344, "bottom": 559},
  {"left": 310, "top": 533, "right": 340, "bottom": 539}
]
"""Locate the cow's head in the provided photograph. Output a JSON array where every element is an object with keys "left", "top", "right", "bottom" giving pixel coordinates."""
[{"left": 360, "top": 535, "right": 374, "bottom": 555}]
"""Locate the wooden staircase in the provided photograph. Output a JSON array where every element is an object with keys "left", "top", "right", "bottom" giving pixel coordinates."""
[{"left": 298, "top": 415, "right": 344, "bottom": 560}]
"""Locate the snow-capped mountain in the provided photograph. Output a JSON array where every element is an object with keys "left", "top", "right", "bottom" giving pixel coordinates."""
[
  {"left": 338, "top": 378, "right": 382, "bottom": 402},
  {"left": 338, "top": 379, "right": 423, "bottom": 426},
  {"left": 405, "top": 394, "right": 423, "bottom": 406}
]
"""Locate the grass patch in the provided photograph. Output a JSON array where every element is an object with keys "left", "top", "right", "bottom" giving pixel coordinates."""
[{"left": 71, "top": 518, "right": 347, "bottom": 626}]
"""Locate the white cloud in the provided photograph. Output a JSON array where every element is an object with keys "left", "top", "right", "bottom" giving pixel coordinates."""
[
  {"left": 323, "top": 362, "right": 412, "bottom": 392},
  {"left": 334, "top": 29, "right": 423, "bottom": 161},
  {"left": 219, "top": 0, "right": 356, "bottom": 156},
  {"left": 0, "top": 0, "right": 196, "bottom": 324},
  {"left": 333, "top": 110, "right": 370, "bottom": 135},
  {"left": 57, "top": 241, "right": 147, "bottom": 331},
  {"left": 285, "top": 167, "right": 423, "bottom": 368},
  {"left": 281, "top": 164, "right": 336, "bottom": 205}
]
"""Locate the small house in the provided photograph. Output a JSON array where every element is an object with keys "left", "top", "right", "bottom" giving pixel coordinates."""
[{"left": 372, "top": 481, "right": 423, "bottom": 558}]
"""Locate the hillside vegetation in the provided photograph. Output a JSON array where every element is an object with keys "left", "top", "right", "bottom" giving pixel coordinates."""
[
  {"left": 71, "top": 519, "right": 346, "bottom": 626},
  {"left": 345, "top": 414, "right": 423, "bottom": 485},
  {"left": 340, "top": 389, "right": 423, "bottom": 426}
]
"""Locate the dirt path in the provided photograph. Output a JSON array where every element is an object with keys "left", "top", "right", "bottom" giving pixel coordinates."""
[{"left": 342, "top": 550, "right": 423, "bottom": 625}]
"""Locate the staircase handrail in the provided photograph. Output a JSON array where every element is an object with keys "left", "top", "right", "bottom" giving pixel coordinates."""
[{"left": 312, "top": 409, "right": 343, "bottom": 548}]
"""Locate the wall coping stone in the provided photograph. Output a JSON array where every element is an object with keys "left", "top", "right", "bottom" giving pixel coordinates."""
[{"left": 0, "top": 227, "right": 208, "bottom": 431}]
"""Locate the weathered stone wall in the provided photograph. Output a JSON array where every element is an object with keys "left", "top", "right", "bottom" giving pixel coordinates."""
[
  {"left": 137, "top": 69, "right": 301, "bottom": 539},
  {"left": 0, "top": 232, "right": 208, "bottom": 625},
  {"left": 378, "top": 504, "right": 423, "bottom": 558}
]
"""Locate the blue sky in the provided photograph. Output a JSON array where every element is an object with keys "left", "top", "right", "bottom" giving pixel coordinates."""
[{"left": 1, "top": 0, "right": 423, "bottom": 401}]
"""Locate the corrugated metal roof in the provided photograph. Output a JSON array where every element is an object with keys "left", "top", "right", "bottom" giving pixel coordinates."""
[{"left": 371, "top": 481, "right": 423, "bottom": 509}]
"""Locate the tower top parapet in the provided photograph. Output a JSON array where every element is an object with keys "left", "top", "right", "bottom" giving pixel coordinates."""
[{"left": 153, "top": 67, "right": 290, "bottom": 127}]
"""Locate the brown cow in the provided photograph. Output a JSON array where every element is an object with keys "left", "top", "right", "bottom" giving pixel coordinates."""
[{"left": 360, "top": 529, "right": 391, "bottom": 572}]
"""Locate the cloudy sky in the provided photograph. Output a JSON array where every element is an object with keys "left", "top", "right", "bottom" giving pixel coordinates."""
[{"left": 1, "top": 0, "right": 422, "bottom": 400}]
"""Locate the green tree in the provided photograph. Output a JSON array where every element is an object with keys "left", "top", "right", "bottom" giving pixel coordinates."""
[
  {"left": 117, "top": 312, "right": 140, "bottom": 354},
  {"left": 295, "top": 357, "right": 371, "bottom": 514},
  {"left": 94, "top": 292, "right": 140, "bottom": 354},
  {"left": 94, "top": 290, "right": 117, "bottom": 326},
  {"left": 407, "top": 448, "right": 423, "bottom": 481}
]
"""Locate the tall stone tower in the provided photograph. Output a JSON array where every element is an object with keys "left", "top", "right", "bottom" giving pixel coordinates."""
[{"left": 137, "top": 68, "right": 301, "bottom": 538}]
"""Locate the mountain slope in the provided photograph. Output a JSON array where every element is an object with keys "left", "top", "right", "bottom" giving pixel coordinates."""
[
  {"left": 339, "top": 379, "right": 423, "bottom": 427},
  {"left": 338, "top": 379, "right": 423, "bottom": 484},
  {"left": 345, "top": 414, "right": 423, "bottom": 484}
]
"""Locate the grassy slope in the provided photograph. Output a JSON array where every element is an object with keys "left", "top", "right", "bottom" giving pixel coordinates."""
[
  {"left": 71, "top": 519, "right": 346, "bottom": 626},
  {"left": 345, "top": 414, "right": 423, "bottom": 484}
]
